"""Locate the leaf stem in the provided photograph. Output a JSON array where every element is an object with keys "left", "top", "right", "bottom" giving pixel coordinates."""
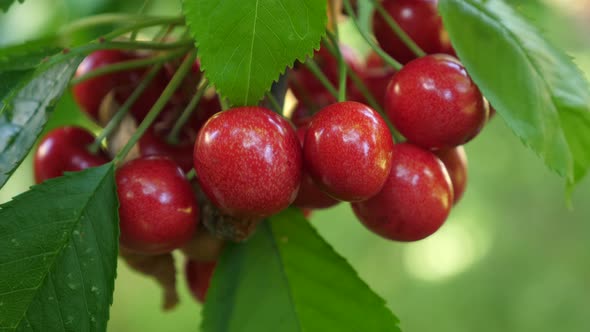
[
  {"left": 166, "top": 78, "right": 209, "bottom": 145},
  {"left": 342, "top": 0, "right": 402, "bottom": 71},
  {"left": 371, "top": 0, "right": 426, "bottom": 58},
  {"left": 71, "top": 49, "right": 186, "bottom": 85},
  {"left": 105, "top": 16, "right": 184, "bottom": 38},
  {"left": 46, "top": 39, "right": 192, "bottom": 68},
  {"left": 304, "top": 59, "right": 339, "bottom": 99},
  {"left": 113, "top": 49, "right": 197, "bottom": 164},
  {"left": 89, "top": 62, "right": 165, "bottom": 154},
  {"left": 61, "top": 15, "right": 183, "bottom": 41}
]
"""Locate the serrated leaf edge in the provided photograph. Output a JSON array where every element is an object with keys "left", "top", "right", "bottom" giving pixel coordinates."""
[
  {"left": 182, "top": 0, "right": 327, "bottom": 106},
  {"left": 4, "top": 164, "right": 116, "bottom": 330}
]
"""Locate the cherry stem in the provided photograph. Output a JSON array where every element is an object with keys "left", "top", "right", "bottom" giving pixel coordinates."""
[
  {"left": 304, "top": 59, "right": 339, "bottom": 98},
  {"left": 219, "top": 97, "right": 230, "bottom": 111},
  {"left": 166, "top": 77, "right": 209, "bottom": 145},
  {"left": 329, "top": 2, "right": 347, "bottom": 102},
  {"left": 371, "top": 0, "right": 426, "bottom": 58},
  {"left": 185, "top": 168, "right": 196, "bottom": 181},
  {"left": 322, "top": 33, "right": 404, "bottom": 142},
  {"left": 88, "top": 62, "right": 165, "bottom": 154},
  {"left": 114, "top": 49, "right": 197, "bottom": 164},
  {"left": 265, "top": 91, "right": 283, "bottom": 113},
  {"left": 130, "top": 0, "right": 154, "bottom": 40},
  {"left": 59, "top": 15, "right": 182, "bottom": 38},
  {"left": 71, "top": 48, "right": 186, "bottom": 85},
  {"left": 45, "top": 39, "right": 193, "bottom": 68},
  {"left": 342, "top": 0, "right": 402, "bottom": 71}
]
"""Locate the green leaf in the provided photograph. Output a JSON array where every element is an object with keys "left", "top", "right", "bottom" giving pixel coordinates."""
[
  {"left": 0, "top": 56, "right": 82, "bottom": 189},
  {"left": 438, "top": 0, "right": 590, "bottom": 188},
  {"left": 0, "top": 0, "right": 24, "bottom": 12},
  {"left": 182, "top": 0, "right": 327, "bottom": 106},
  {"left": 0, "top": 164, "right": 119, "bottom": 331},
  {"left": 0, "top": 39, "right": 62, "bottom": 71},
  {"left": 202, "top": 209, "right": 400, "bottom": 332}
]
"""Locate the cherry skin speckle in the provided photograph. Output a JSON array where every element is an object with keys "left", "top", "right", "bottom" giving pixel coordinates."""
[
  {"left": 352, "top": 143, "right": 453, "bottom": 242},
  {"left": 292, "top": 127, "right": 340, "bottom": 210},
  {"left": 304, "top": 101, "right": 394, "bottom": 202},
  {"left": 116, "top": 157, "right": 198, "bottom": 254},
  {"left": 435, "top": 146, "right": 468, "bottom": 204},
  {"left": 34, "top": 126, "right": 109, "bottom": 183},
  {"left": 385, "top": 54, "right": 488, "bottom": 149},
  {"left": 185, "top": 260, "right": 216, "bottom": 303},
  {"left": 194, "top": 106, "right": 302, "bottom": 218},
  {"left": 373, "top": 0, "right": 451, "bottom": 64}
]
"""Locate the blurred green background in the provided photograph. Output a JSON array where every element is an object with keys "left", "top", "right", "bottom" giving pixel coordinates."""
[{"left": 1, "top": 0, "right": 590, "bottom": 331}]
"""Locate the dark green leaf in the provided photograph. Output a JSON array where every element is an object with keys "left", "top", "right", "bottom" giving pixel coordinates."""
[
  {"left": 0, "top": 56, "right": 82, "bottom": 189},
  {"left": 0, "top": 0, "right": 24, "bottom": 12},
  {"left": 182, "top": 0, "right": 327, "bottom": 106},
  {"left": 202, "top": 209, "right": 400, "bottom": 332},
  {"left": 0, "top": 164, "right": 119, "bottom": 331},
  {"left": 0, "top": 39, "right": 62, "bottom": 71},
  {"left": 438, "top": 0, "right": 590, "bottom": 188}
]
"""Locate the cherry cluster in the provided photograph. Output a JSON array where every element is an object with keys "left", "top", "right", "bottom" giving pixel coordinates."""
[
  {"left": 34, "top": 49, "right": 220, "bottom": 305},
  {"left": 32, "top": 0, "right": 491, "bottom": 307}
]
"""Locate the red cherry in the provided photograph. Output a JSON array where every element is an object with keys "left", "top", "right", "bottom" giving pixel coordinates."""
[
  {"left": 385, "top": 54, "right": 488, "bottom": 149},
  {"left": 73, "top": 50, "right": 135, "bottom": 120},
  {"left": 289, "top": 44, "right": 361, "bottom": 103},
  {"left": 185, "top": 260, "right": 216, "bottom": 303},
  {"left": 186, "top": 94, "right": 223, "bottom": 131},
  {"left": 289, "top": 91, "right": 335, "bottom": 128},
  {"left": 116, "top": 157, "right": 198, "bottom": 254},
  {"left": 34, "top": 126, "right": 109, "bottom": 183},
  {"left": 351, "top": 51, "right": 396, "bottom": 107},
  {"left": 292, "top": 127, "right": 339, "bottom": 210},
  {"left": 304, "top": 101, "right": 394, "bottom": 201},
  {"left": 352, "top": 143, "right": 453, "bottom": 242},
  {"left": 72, "top": 50, "right": 168, "bottom": 122},
  {"left": 372, "top": 0, "right": 451, "bottom": 64},
  {"left": 138, "top": 127, "right": 195, "bottom": 173},
  {"left": 194, "top": 106, "right": 302, "bottom": 218},
  {"left": 435, "top": 146, "right": 468, "bottom": 204}
]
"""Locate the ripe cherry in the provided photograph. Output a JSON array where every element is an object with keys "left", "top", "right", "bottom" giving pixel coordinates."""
[
  {"left": 34, "top": 126, "right": 109, "bottom": 183},
  {"left": 72, "top": 50, "right": 167, "bottom": 121},
  {"left": 194, "top": 106, "right": 302, "bottom": 218},
  {"left": 73, "top": 50, "right": 135, "bottom": 120},
  {"left": 186, "top": 94, "right": 223, "bottom": 131},
  {"left": 385, "top": 54, "right": 488, "bottom": 149},
  {"left": 116, "top": 157, "right": 198, "bottom": 254},
  {"left": 352, "top": 143, "right": 453, "bottom": 242},
  {"left": 435, "top": 146, "right": 468, "bottom": 204},
  {"left": 289, "top": 91, "right": 335, "bottom": 128},
  {"left": 372, "top": 0, "right": 451, "bottom": 64},
  {"left": 304, "top": 101, "right": 394, "bottom": 201},
  {"left": 292, "top": 127, "right": 339, "bottom": 210},
  {"left": 185, "top": 260, "right": 216, "bottom": 303},
  {"left": 351, "top": 51, "right": 396, "bottom": 107},
  {"left": 138, "top": 127, "right": 195, "bottom": 173},
  {"left": 289, "top": 44, "right": 361, "bottom": 103}
]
